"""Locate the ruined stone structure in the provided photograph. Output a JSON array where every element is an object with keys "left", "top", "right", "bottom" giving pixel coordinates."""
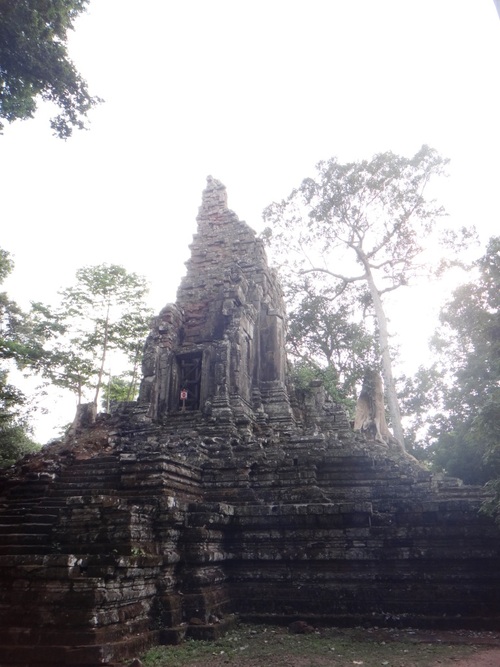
[
  {"left": 139, "top": 175, "right": 294, "bottom": 431},
  {"left": 1, "top": 177, "right": 499, "bottom": 667}
]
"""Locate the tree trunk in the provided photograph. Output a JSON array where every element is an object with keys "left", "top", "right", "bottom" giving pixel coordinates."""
[
  {"left": 93, "top": 302, "right": 110, "bottom": 406},
  {"left": 359, "top": 255, "right": 406, "bottom": 450},
  {"left": 127, "top": 342, "right": 142, "bottom": 400}
]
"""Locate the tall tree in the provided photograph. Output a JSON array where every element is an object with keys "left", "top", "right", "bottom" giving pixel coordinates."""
[
  {"left": 264, "top": 145, "right": 471, "bottom": 449},
  {"left": 0, "top": 248, "right": 42, "bottom": 465},
  {"left": 422, "top": 236, "right": 500, "bottom": 484},
  {"left": 36, "top": 264, "right": 153, "bottom": 407},
  {"left": 0, "top": 0, "right": 101, "bottom": 138}
]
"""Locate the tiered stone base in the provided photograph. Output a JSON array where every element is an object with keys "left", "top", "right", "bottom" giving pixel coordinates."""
[{"left": 0, "top": 408, "right": 499, "bottom": 665}]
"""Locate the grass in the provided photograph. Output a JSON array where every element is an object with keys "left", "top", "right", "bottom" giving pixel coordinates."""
[{"left": 141, "top": 623, "right": 482, "bottom": 667}]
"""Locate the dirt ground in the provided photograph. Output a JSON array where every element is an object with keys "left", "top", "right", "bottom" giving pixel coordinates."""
[
  {"left": 179, "top": 646, "right": 500, "bottom": 667},
  {"left": 451, "top": 648, "right": 500, "bottom": 666},
  {"left": 141, "top": 625, "right": 500, "bottom": 667},
  {"left": 345, "top": 627, "right": 500, "bottom": 667},
  {"left": 162, "top": 648, "right": 500, "bottom": 667}
]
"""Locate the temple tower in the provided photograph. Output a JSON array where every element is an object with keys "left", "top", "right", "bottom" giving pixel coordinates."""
[{"left": 139, "top": 176, "right": 294, "bottom": 431}]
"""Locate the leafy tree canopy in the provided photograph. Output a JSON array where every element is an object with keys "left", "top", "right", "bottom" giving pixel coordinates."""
[
  {"left": 284, "top": 274, "right": 378, "bottom": 415},
  {"left": 0, "top": 0, "right": 101, "bottom": 138},
  {"left": 400, "top": 237, "right": 500, "bottom": 485},
  {"left": 0, "top": 249, "right": 41, "bottom": 466},
  {"left": 264, "top": 146, "right": 468, "bottom": 448},
  {"left": 35, "top": 264, "right": 153, "bottom": 406},
  {"left": 0, "top": 371, "right": 39, "bottom": 467},
  {"left": 430, "top": 236, "right": 500, "bottom": 484}
]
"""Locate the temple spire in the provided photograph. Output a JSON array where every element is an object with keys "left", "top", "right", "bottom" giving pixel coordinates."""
[
  {"left": 197, "top": 175, "right": 228, "bottom": 220},
  {"left": 139, "top": 178, "right": 294, "bottom": 429}
]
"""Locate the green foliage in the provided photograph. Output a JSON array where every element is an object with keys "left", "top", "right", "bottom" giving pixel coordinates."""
[
  {"left": 284, "top": 274, "right": 378, "bottom": 414},
  {"left": 0, "top": 249, "right": 42, "bottom": 466},
  {"left": 1, "top": 294, "right": 59, "bottom": 375},
  {"left": 0, "top": 424, "right": 39, "bottom": 468},
  {"left": 100, "top": 372, "right": 139, "bottom": 412},
  {"left": 35, "top": 264, "right": 153, "bottom": 406},
  {"left": 0, "top": 371, "right": 40, "bottom": 467},
  {"left": 0, "top": 249, "right": 34, "bottom": 365},
  {"left": 401, "top": 237, "right": 500, "bottom": 486},
  {"left": 0, "top": 248, "right": 13, "bottom": 283},
  {"left": 397, "top": 364, "right": 445, "bottom": 462},
  {"left": 428, "top": 238, "right": 500, "bottom": 485},
  {"left": 290, "top": 361, "right": 355, "bottom": 415},
  {"left": 482, "top": 476, "right": 500, "bottom": 527},
  {"left": 0, "top": 0, "right": 101, "bottom": 137}
]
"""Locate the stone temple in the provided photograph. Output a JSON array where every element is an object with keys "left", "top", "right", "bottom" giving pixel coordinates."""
[{"left": 0, "top": 177, "right": 499, "bottom": 666}]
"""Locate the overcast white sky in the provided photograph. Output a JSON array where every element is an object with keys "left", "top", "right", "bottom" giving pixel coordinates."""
[{"left": 1, "top": 0, "right": 499, "bottom": 441}]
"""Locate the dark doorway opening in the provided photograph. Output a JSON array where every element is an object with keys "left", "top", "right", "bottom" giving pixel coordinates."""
[{"left": 178, "top": 353, "right": 202, "bottom": 410}]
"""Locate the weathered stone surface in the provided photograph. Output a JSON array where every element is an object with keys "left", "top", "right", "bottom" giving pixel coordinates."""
[
  {"left": 139, "top": 175, "right": 294, "bottom": 430},
  {"left": 0, "top": 177, "right": 499, "bottom": 666}
]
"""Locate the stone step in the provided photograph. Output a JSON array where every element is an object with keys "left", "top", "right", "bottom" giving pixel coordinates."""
[
  {"left": 72, "top": 455, "right": 120, "bottom": 464},
  {"left": 438, "top": 487, "right": 486, "bottom": 498},
  {"left": 0, "top": 629, "right": 158, "bottom": 666},
  {"left": 56, "top": 473, "right": 122, "bottom": 484},
  {"left": 0, "top": 522, "right": 54, "bottom": 536},
  {"left": 0, "top": 510, "right": 59, "bottom": 524},
  {"left": 0, "top": 541, "right": 133, "bottom": 556},
  {"left": 0, "top": 531, "right": 51, "bottom": 546},
  {"left": 51, "top": 480, "right": 122, "bottom": 492},
  {"left": 316, "top": 469, "right": 416, "bottom": 479},
  {"left": 6, "top": 485, "right": 51, "bottom": 499},
  {"left": 59, "top": 461, "right": 121, "bottom": 471},
  {"left": 47, "top": 488, "right": 120, "bottom": 498},
  {"left": 0, "top": 544, "right": 54, "bottom": 555},
  {"left": 0, "top": 498, "right": 41, "bottom": 508},
  {"left": 41, "top": 499, "right": 74, "bottom": 507},
  {"left": 0, "top": 615, "right": 153, "bottom": 646}
]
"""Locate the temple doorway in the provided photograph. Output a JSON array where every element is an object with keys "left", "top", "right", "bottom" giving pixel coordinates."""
[{"left": 177, "top": 352, "right": 202, "bottom": 410}]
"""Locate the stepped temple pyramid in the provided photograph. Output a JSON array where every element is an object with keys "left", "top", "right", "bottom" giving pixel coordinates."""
[{"left": 1, "top": 177, "right": 499, "bottom": 667}]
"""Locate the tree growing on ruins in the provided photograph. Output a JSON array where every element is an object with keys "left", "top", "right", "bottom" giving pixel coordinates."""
[
  {"left": 35, "top": 264, "right": 153, "bottom": 407},
  {"left": 0, "top": 0, "right": 101, "bottom": 138},
  {"left": 264, "top": 145, "right": 473, "bottom": 449}
]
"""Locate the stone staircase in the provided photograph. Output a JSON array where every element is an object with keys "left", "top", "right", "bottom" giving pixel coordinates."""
[
  {"left": 195, "top": 441, "right": 500, "bottom": 629},
  {"left": 0, "top": 448, "right": 199, "bottom": 666}
]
